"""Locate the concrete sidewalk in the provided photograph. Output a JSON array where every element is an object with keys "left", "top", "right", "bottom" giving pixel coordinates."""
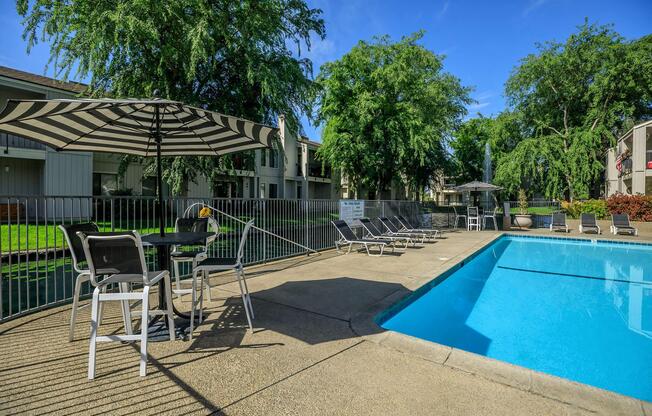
[{"left": 1, "top": 230, "right": 650, "bottom": 415}]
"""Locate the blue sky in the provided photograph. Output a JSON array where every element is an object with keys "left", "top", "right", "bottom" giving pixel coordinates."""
[{"left": 1, "top": 0, "right": 650, "bottom": 141}]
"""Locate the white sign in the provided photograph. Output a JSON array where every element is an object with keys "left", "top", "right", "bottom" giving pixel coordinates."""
[{"left": 339, "top": 200, "right": 365, "bottom": 225}]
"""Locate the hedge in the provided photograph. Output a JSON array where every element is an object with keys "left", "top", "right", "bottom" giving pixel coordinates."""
[{"left": 561, "top": 194, "right": 652, "bottom": 221}]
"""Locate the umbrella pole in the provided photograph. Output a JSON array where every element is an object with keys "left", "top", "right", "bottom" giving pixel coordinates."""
[{"left": 155, "top": 104, "right": 165, "bottom": 237}]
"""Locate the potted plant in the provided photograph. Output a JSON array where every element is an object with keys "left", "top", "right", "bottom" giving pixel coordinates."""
[{"left": 514, "top": 189, "right": 532, "bottom": 229}]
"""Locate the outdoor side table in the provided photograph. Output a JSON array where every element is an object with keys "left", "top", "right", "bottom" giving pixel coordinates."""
[{"left": 141, "top": 232, "right": 214, "bottom": 317}]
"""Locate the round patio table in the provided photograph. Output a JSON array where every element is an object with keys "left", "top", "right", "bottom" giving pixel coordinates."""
[{"left": 141, "top": 231, "right": 214, "bottom": 320}]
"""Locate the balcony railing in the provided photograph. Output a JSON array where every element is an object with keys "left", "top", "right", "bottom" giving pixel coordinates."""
[{"left": 308, "top": 164, "right": 331, "bottom": 178}]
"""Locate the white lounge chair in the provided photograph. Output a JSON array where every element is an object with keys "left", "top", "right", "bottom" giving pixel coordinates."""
[
  {"left": 610, "top": 214, "right": 638, "bottom": 236},
  {"left": 550, "top": 212, "right": 569, "bottom": 233},
  {"left": 332, "top": 220, "right": 392, "bottom": 256},
  {"left": 579, "top": 213, "right": 601, "bottom": 234}
]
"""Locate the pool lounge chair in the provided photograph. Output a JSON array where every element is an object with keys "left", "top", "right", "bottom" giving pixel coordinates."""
[
  {"left": 579, "top": 213, "right": 601, "bottom": 234},
  {"left": 550, "top": 212, "right": 569, "bottom": 233},
  {"left": 394, "top": 215, "right": 440, "bottom": 239},
  {"left": 359, "top": 218, "right": 413, "bottom": 248},
  {"left": 378, "top": 217, "right": 426, "bottom": 244},
  {"left": 331, "top": 220, "right": 393, "bottom": 256},
  {"left": 610, "top": 214, "right": 638, "bottom": 236}
]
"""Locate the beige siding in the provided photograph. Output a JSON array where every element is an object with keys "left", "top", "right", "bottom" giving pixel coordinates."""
[
  {"left": 43, "top": 151, "right": 92, "bottom": 196},
  {"left": 0, "top": 158, "right": 43, "bottom": 195}
]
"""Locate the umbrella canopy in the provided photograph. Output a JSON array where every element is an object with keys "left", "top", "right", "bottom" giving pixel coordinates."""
[
  {"left": 0, "top": 97, "right": 278, "bottom": 235},
  {"left": 454, "top": 180, "right": 502, "bottom": 192},
  {"left": 0, "top": 98, "right": 277, "bottom": 156}
]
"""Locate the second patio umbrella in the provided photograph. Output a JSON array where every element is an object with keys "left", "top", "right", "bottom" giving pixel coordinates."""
[{"left": 0, "top": 97, "right": 278, "bottom": 235}]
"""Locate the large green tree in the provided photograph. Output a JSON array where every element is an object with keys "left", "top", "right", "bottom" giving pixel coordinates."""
[
  {"left": 315, "top": 32, "right": 471, "bottom": 199},
  {"left": 17, "top": 0, "right": 324, "bottom": 194},
  {"left": 450, "top": 117, "right": 491, "bottom": 184},
  {"left": 494, "top": 22, "right": 652, "bottom": 200}
]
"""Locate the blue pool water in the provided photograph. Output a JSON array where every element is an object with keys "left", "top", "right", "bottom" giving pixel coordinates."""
[{"left": 379, "top": 235, "right": 652, "bottom": 401}]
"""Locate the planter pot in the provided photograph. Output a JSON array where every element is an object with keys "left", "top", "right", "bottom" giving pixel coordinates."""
[{"left": 513, "top": 214, "right": 533, "bottom": 229}]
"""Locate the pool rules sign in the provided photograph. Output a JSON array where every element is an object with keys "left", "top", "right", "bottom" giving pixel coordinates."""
[{"left": 339, "top": 200, "right": 365, "bottom": 226}]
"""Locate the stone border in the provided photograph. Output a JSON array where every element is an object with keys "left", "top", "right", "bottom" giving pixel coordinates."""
[{"left": 351, "top": 234, "right": 650, "bottom": 416}]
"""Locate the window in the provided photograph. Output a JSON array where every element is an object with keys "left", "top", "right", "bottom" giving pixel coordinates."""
[
  {"left": 296, "top": 146, "right": 303, "bottom": 176},
  {"left": 93, "top": 173, "right": 117, "bottom": 196},
  {"left": 249, "top": 177, "right": 256, "bottom": 198},
  {"left": 269, "top": 183, "right": 278, "bottom": 199},
  {"left": 297, "top": 183, "right": 302, "bottom": 199},
  {"left": 269, "top": 149, "right": 278, "bottom": 168},
  {"left": 141, "top": 177, "right": 157, "bottom": 196},
  {"left": 260, "top": 149, "right": 267, "bottom": 167},
  {"left": 260, "top": 182, "right": 266, "bottom": 199}
]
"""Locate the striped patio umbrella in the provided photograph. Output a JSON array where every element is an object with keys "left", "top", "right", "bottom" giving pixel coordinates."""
[{"left": 0, "top": 97, "right": 278, "bottom": 235}]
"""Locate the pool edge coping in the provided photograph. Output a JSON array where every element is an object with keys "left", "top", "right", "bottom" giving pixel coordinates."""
[{"left": 351, "top": 231, "right": 651, "bottom": 415}]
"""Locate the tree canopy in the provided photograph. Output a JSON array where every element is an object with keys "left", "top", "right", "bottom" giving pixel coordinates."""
[
  {"left": 17, "top": 0, "right": 324, "bottom": 194},
  {"left": 493, "top": 22, "right": 652, "bottom": 200},
  {"left": 314, "top": 32, "right": 470, "bottom": 199}
]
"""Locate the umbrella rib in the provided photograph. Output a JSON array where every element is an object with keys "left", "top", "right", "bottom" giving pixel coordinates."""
[
  {"left": 167, "top": 104, "right": 220, "bottom": 156},
  {"left": 57, "top": 104, "right": 149, "bottom": 151},
  {"left": 173, "top": 106, "right": 259, "bottom": 144}
]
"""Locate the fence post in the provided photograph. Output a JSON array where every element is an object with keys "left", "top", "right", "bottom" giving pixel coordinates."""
[
  {"left": 262, "top": 200, "right": 266, "bottom": 263},
  {"left": 110, "top": 198, "right": 115, "bottom": 231},
  {"left": 304, "top": 200, "right": 309, "bottom": 253}
]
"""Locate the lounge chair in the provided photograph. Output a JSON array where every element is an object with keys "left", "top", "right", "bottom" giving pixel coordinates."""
[
  {"left": 378, "top": 217, "right": 426, "bottom": 244},
  {"left": 550, "top": 212, "right": 569, "bottom": 233},
  {"left": 359, "top": 218, "right": 413, "bottom": 248},
  {"left": 579, "top": 213, "right": 601, "bottom": 234},
  {"left": 610, "top": 214, "right": 638, "bottom": 236},
  {"left": 331, "top": 220, "right": 393, "bottom": 256},
  {"left": 394, "top": 215, "right": 440, "bottom": 239}
]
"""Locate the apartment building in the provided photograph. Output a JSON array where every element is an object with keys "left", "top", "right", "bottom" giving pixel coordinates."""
[
  {"left": 605, "top": 120, "right": 652, "bottom": 196},
  {"left": 0, "top": 66, "right": 339, "bottom": 200}
]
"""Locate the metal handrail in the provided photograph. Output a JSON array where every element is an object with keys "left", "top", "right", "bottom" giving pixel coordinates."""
[{"left": 182, "top": 202, "right": 319, "bottom": 256}]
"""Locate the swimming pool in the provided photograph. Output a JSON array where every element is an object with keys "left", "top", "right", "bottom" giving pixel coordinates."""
[{"left": 378, "top": 235, "right": 652, "bottom": 402}]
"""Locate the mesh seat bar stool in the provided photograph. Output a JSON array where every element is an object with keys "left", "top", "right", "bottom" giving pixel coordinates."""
[
  {"left": 467, "top": 207, "right": 481, "bottom": 231},
  {"left": 59, "top": 222, "right": 116, "bottom": 342},
  {"left": 170, "top": 217, "right": 213, "bottom": 301},
  {"left": 452, "top": 206, "right": 466, "bottom": 230},
  {"left": 77, "top": 231, "right": 176, "bottom": 379},
  {"left": 482, "top": 207, "right": 499, "bottom": 231},
  {"left": 191, "top": 220, "right": 256, "bottom": 336}
]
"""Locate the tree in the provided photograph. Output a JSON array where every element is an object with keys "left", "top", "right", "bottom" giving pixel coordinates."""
[
  {"left": 17, "top": 0, "right": 324, "bottom": 194},
  {"left": 315, "top": 32, "right": 471, "bottom": 199},
  {"left": 450, "top": 117, "right": 491, "bottom": 184},
  {"left": 494, "top": 22, "right": 652, "bottom": 200}
]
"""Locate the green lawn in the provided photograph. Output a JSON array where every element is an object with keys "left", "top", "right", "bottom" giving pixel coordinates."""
[{"left": 1, "top": 214, "right": 337, "bottom": 253}]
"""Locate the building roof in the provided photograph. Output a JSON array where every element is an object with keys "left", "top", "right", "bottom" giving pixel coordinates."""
[
  {"left": 299, "top": 136, "right": 321, "bottom": 147},
  {"left": 0, "top": 66, "right": 87, "bottom": 94},
  {"left": 617, "top": 119, "right": 652, "bottom": 143}
]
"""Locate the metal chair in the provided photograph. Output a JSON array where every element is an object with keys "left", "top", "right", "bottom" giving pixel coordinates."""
[
  {"left": 171, "top": 217, "right": 214, "bottom": 300},
  {"left": 482, "top": 207, "right": 499, "bottom": 230},
  {"left": 452, "top": 206, "right": 466, "bottom": 229},
  {"left": 467, "top": 207, "right": 481, "bottom": 231},
  {"left": 77, "top": 230, "right": 176, "bottom": 379},
  {"left": 59, "top": 222, "right": 107, "bottom": 342},
  {"left": 191, "top": 220, "right": 256, "bottom": 336}
]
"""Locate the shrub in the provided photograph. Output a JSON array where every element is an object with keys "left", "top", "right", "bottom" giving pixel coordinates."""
[
  {"left": 561, "top": 199, "right": 609, "bottom": 219},
  {"left": 606, "top": 194, "right": 652, "bottom": 221}
]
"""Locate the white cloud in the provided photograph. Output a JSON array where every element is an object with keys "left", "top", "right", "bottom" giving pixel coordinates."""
[
  {"left": 523, "top": 0, "right": 550, "bottom": 16},
  {"left": 468, "top": 102, "right": 491, "bottom": 111},
  {"left": 437, "top": 1, "right": 450, "bottom": 20}
]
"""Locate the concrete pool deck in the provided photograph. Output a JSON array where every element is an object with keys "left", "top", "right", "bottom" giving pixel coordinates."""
[{"left": 1, "top": 228, "right": 651, "bottom": 415}]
